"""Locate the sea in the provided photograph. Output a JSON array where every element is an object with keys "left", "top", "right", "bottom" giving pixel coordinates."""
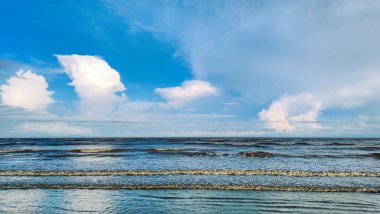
[{"left": 0, "top": 138, "right": 379, "bottom": 213}]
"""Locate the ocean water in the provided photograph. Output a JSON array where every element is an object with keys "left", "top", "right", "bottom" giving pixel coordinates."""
[{"left": 0, "top": 138, "right": 379, "bottom": 213}]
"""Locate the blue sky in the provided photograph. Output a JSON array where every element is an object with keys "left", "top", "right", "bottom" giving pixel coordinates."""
[{"left": 1, "top": 0, "right": 380, "bottom": 137}]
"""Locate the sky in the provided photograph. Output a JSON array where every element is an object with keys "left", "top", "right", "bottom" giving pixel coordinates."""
[{"left": 1, "top": 0, "right": 380, "bottom": 137}]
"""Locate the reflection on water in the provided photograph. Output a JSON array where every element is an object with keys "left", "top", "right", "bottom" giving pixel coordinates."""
[
  {"left": 0, "top": 190, "right": 45, "bottom": 213},
  {"left": 0, "top": 189, "right": 379, "bottom": 213},
  {"left": 63, "top": 189, "right": 114, "bottom": 213}
]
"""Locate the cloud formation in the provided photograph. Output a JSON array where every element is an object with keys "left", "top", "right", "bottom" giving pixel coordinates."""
[
  {"left": 20, "top": 122, "right": 92, "bottom": 136},
  {"left": 56, "top": 54, "right": 126, "bottom": 114},
  {"left": 155, "top": 80, "right": 219, "bottom": 106},
  {"left": 259, "top": 93, "right": 323, "bottom": 132},
  {"left": 0, "top": 70, "right": 54, "bottom": 110},
  {"left": 3, "top": 1, "right": 380, "bottom": 136},
  {"left": 108, "top": 0, "right": 380, "bottom": 133},
  {"left": 259, "top": 75, "right": 380, "bottom": 132},
  {"left": 130, "top": 0, "right": 380, "bottom": 99}
]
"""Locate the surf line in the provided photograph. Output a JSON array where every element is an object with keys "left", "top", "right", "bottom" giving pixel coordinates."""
[
  {"left": 0, "top": 184, "right": 378, "bottom": 193},
  {"left": 0, "top": 170, "right": 379, "bottom": 177}
]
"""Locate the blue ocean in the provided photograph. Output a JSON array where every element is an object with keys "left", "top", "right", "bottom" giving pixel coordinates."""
[{"left": 0, "top": 138, "right": 379, "bottom": 213}]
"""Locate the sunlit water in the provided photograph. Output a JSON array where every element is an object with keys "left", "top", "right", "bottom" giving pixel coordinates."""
[{"left": 0, "top": 138, "right": 379, "bottom": 213}]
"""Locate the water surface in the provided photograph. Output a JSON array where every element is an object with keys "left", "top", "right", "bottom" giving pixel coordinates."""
[{"left": 0, "top": 138, "right": 379, "bottom": 212}]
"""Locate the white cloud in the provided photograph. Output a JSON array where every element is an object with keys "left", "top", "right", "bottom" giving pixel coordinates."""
[
  {"left": 56, "top": 54, "right": 126, "bottom": 114},
  {"left": 155, "top": 80, "right": 219, "bottom": 106},
  {"left": 259, "top": 75, "right": 380, "bottom": 132},
  {"left": 106, "top": 0, "right": 380, "bottom": 135},
  {"left": 0, "top": 70, "right": 54, "bottom": 110},
  {"left": 20, "top": 122, "right": 92, "bottom": 136},
  {"left": 259, "top": 93, "right": 323, "bottom": 132},
  {"left": 322, "top": 76, "right": 380, "bottom": 109},
  {"left": 109, "top": 1, "right": 380, "bottom": 123}
]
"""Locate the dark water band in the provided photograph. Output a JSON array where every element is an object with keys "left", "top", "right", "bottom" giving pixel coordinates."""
[
  {"left": 0, "top": 170, "right": 379, "bottom": 177},
  {"left": 0, "top": 184, "right": 378, "bottom": 193}
]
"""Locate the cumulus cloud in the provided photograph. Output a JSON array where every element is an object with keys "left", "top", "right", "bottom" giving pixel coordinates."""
[
  {"left": 259, "top": 93, "right": 323, "bottom": 132},
  {"left": 155, "top": 80, "right": 219, "bottom": 106},
  {"left": 259, "top": 75, "right": 380, "bottom": 132},
  {"left": 109, "top": 1, "right": 380, "bottom": 97},
  {"left": 109, "top": 0, "right": 380, "bottom": 133},
  {"left": 56, "top": 54, "right": 126, "bottom": 114},
  {"left": 20, "top": 122, "right": 92, "bottom": 136},
  {"left": 0, "top": 70, "right": 54, "bottom": 110}
]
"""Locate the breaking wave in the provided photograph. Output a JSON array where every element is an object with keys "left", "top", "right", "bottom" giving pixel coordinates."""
[
  {"left": 0, "top": 184, "right": 377, "bottom": 192},
  {"left": 70, "top": 148, "right": 126, "bottom": 153},
  {"left": 0, "top": 169, "right": 379, "bottom": 177}
]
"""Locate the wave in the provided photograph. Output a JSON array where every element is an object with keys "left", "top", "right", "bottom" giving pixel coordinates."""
[
  {"left": 238, "top": 151, "right": 275, "bottom": 157},
  {"left": 151, "top": 148, "right": 183, "bottom": 151},
  {"left": 0, "top": 148, "right": 128, "bottom": 154},
  {"left": 70, "top": 148, "right": 125, "bottom": 153},
  {"left": 370, "top": 153, "right": 380, "bottom": 159},
  {"left": 1, "top": 148, "right": 378, "bottom": 160},
  {"left": 149, "top": 148, "right": 225, "bottom": 157},
  {"left": 150, "top": 150, "right": 380, "bottom": 158},
  {"left": 184, "top": 141, "right": 372, "bottom": 147},
  {"left": 0, "top": 149, "right": 61, "bottom": 153},
  {"left": 286, "top": 153, "right": 380, "bottom": 159},
  {"left": 186, "top": 142, "right": 265, "bottom": 147},
  {"left": 0, "top": 169, "right": 379, "bottom": 177},
  {"left": 185, "top": 152, "right": 227, "bottom": 157},
  {"left": 150, "top": 150, "right": 228, "bottom": 157},
  {"left": 0, "top": 149, "right": 36, "bottom": 153},
  {"left": 0, "top": 184, "right": 377, "bottom": 192},
  {"left": 150, "top": 149, "right": 275, "bottom": 157},
  {"left": 358, "top": 146, "right": 380, "bottom": 151}
]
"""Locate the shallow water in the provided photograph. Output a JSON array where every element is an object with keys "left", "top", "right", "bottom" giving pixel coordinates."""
[
  {"left": 0, "top": 138, "right": 379, "bottom": 212},
  {"left": 0, "top": 189, "right": 379, "bottom": 213}
]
